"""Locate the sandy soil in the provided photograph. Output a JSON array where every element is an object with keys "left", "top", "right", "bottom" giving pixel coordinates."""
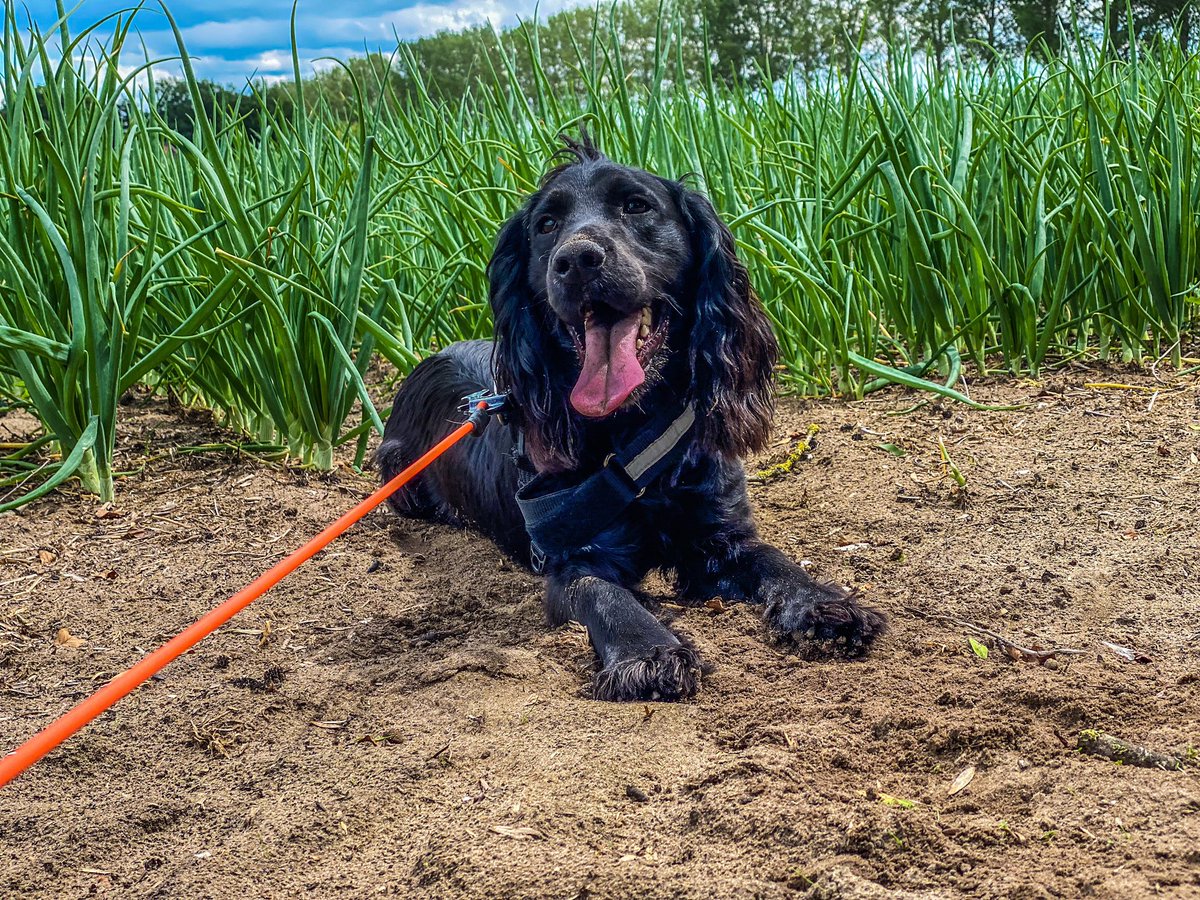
[{"left": 1, "top": 367, "right": 1199, "bottom": 899}]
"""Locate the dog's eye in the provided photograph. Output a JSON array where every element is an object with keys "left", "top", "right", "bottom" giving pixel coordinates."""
[
  {"left": 623, "top": 197, "right": 650, "bottom": 214},
  {"left": 536, "top": 216, "right": 558, "bottom": 234}
]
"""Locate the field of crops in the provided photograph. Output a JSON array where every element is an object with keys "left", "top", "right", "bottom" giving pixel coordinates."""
[{"left": 2, "top": 4, "right": 1198, "bottom": 508}]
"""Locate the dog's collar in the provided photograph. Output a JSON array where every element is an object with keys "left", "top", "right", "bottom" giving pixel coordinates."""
[{"left": 514, "top": 399, "right": 698, "bottom": 572}]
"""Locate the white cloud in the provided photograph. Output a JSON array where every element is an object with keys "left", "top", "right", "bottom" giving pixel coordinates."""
[
  {"left": 326, "top": 2, "right": 532, "bottom": 40},
  {"left": 140, "top": 1, "right": 588, "bottom": 57},
  {"left": 180, "top": 18, "right": 286, "bottom": 49},
  {"left": 19, "top": 1, "right": 594, "bottom": 89},
  {"left": 215, "top": 45, "right": 365, "bottom": 78},
  {"left": 191, "top": 1, "right": 588, "bottom": 85}
]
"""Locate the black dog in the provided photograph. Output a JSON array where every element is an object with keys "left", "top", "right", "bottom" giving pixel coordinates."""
[{"left": 378, "top": 136, "right": 885, "bottom": 701}]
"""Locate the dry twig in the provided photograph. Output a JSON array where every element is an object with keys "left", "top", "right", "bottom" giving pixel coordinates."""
[
  {"left": 1077, "top": 731, "right": 1190, "bottom": 771},
  {"left": 915, "top": 610, "right": 1088, "bottom": 664}
]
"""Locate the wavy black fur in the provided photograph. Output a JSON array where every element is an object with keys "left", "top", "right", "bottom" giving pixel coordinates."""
[{"left": 379, "top": 136, "right": 886, "bottom": 701}]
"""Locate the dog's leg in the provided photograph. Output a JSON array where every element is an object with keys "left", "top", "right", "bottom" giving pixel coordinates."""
[
  {"left": 546, "top": 573, "right": 703, "bottom": 701},
  {"left": 673, "top": 467, "right": 886, "bottom": 654},
  {"left": 720, "top": 540, "right": 886, "bottom": 654}
]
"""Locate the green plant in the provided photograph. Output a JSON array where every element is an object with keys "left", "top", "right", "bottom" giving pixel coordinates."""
[{"left": 2, "top": 2, "right": 1197, "bottom": 510}]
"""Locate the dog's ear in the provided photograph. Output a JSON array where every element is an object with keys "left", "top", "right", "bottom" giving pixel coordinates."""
[
  {"left": 488, "top": 206, "right": 534, "bottom": 404},
  {"left": 488, "top": 203, "right": 578, "bottom": 469},
  {"left": 681, "top": 190, "right": 778, "bottom": 457}
]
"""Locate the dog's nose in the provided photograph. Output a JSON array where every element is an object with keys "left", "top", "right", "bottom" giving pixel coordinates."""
[{"left": 552, "top": 239, "right": 605, "bottom": 284}]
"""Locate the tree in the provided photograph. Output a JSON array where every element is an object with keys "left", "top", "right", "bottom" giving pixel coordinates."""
[
  {"left": 152, "top": 78, "right": 263, "bottom": 140},
  {"left": 1010, "top": 0, "right": 1064, "bottom": 55}
]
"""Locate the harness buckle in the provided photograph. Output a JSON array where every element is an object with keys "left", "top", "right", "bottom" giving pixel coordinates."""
[
  {"left": 602, "top": 453, "right": 646, "bottom": 499},
  {"left": 460, "top": 390, "right": 508, "bottom": 434},
  {"left": 529, "top": 541, "right": 547, "bottom": 574}
]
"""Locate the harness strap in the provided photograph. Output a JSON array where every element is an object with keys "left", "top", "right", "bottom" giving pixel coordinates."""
[{"left": 515, "top": 401, "right": 697, "bottom": 568}]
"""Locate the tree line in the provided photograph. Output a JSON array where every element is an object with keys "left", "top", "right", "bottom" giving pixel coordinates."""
[{"left": 144, "top": 0, "right": 1197, "bottom": 131}]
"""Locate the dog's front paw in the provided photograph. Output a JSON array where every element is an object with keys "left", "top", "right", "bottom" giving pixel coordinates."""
[
  {"left": 763, "top": 578, "right": 886, "bottom": 656},
  {"left": 592, "top": 645, "right": 703, "bottom": 702}
]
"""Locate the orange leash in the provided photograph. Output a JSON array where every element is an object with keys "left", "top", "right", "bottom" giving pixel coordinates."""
[{"left": 0, "top": 407, "right": 485, "bottom": 788}]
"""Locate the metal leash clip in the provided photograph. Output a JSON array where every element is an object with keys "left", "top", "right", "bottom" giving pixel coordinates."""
[{"left": 460, "top": 390, "right": 508, "bottom": 433}]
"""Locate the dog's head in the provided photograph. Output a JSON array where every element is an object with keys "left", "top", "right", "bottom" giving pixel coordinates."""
[{"left": 488, "top": 134, "right": 777, "bottom": 468}]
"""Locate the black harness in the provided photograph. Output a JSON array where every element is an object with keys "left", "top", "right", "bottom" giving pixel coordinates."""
[{"left": 513, "top": 399, "right": 698, "bottom": 572}]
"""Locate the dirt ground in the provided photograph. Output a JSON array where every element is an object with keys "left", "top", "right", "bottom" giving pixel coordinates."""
[{"left": 2, "top": 366, "right": 1199, "bottom": 899}]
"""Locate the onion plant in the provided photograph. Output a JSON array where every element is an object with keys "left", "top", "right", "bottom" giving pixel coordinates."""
[
  {"left": 0, "top": 7, "right": 242, "bottom": 504},
  {"left": 1, "top": 2, "right": 1197, "bottom": 512}
]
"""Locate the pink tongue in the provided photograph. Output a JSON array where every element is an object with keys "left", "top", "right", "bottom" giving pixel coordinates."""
[{"left": 570, "top": 313, "right": 645, "bottom": 417}]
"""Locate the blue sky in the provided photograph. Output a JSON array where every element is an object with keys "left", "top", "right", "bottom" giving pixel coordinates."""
[{"left": 20, "top": 1, "right": 579, "bottom": 84}]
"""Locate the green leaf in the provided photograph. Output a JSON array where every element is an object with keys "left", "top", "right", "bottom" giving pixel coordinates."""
[
  {"left": 0, "top": 417, "right": 99, "bottom": 512},
  {"left": 0, "top": 325, "right": 70, "bottom": 361},
  {"left": 848, "top": 353, "right": 1024, "bottom": 412}
]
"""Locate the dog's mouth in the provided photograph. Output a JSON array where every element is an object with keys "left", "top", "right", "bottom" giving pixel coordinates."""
[{"left": 568, "top": 303, "right": 668, "bottom": 418}]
